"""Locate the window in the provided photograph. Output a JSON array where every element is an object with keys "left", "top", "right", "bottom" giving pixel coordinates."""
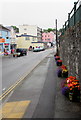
[
  {"left": 24, "top": 33, "right": 27, "bottom": 35},
  {"left": 25, "top": 37, "right": 30, "bottom": 40},
  {"left": 5, "top": 31, "right": 8, "bottom": 36},
  {"left": 24, "top": 28, "right": 27, "bottom": 30},
  {"left": 32, "top": 37, "right": 35, "bottom": 41},
  {"left": 0, "top": 31, "right": 2, "bottom": 37}
]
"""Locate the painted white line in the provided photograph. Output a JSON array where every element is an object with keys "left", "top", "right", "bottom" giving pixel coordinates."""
[{"left": 2, "top": 88, "right": 6, "bottom": 91}]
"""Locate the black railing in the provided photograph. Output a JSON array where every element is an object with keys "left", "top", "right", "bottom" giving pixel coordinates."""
[{"left": 62, "top": 0, "right": 81, "bottom": 35}]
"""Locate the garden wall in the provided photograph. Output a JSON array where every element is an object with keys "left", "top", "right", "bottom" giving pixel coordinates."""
[{"left": 59, "top": 21, "right": 81, "bottom": 84}]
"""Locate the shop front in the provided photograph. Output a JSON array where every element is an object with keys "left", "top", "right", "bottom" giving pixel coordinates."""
[
  {"left": 4, "top": 43, "right": 11, "bottom": 54},
  {"left": 0, "top": 38, "right": 5, "bottom": 55}
]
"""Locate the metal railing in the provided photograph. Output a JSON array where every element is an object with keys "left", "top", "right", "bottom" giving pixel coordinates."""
[{"left": 62, "top": 0, "right": 81, "bottom": 35}]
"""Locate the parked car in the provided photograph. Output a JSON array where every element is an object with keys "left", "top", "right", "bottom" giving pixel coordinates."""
[
  {"left": 16, "top": 48, "right": 27, "bottom": 56},
  {"left": 33, "top": 47, "right": 45, "bottom": 52},
  {"left": 33, "top": 47, "right": 40, "bottom": 52},
  {"left": 39, "top": 47, "right": 45, "bottom": 51}
]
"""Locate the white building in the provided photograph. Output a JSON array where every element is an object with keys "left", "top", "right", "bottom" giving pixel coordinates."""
[{"left": 19, "top": 24, "right": 42, "bottom": 42}]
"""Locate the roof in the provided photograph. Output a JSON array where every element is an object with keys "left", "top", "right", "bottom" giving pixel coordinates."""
[
  {"left": 31, "top": 41, "right": 45, "bottom": 43},
  {"left": 0, "top": 24, "right": 10, "bottom": 31},
  {"left": 16, "top": 34, "right": 37, "bottom": 38}
]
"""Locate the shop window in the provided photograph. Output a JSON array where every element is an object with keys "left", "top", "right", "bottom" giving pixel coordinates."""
[
  {"left": 4, "top": 45, "right": 9, "bottom": 51},
  {"left": 0, "top": 45, "right": 2, "bottom": 52}
]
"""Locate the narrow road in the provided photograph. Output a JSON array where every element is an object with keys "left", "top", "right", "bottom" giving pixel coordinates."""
[{"left": 2, "top": 48, "right": 54, "bottom": 93}]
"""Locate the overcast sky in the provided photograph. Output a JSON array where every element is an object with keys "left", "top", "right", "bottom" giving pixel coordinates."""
[{"left": 0, "top": 0, "right": 78, "bottom": 30}]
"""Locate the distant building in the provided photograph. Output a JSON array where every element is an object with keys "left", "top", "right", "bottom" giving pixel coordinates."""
[
  {"left": 42, "top": 32, "right": 55, "bottom": 44},
  {"left": 0, "top": 24, "right": 11, "bottom": 54},
  {"left": 19, "top": 24, "right": 42, "bottom": 42},
  {"left": 37, "top": 27, "right": 42, "bottom": 42}
]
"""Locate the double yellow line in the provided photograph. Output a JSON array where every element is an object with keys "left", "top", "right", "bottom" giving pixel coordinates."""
[
  {"left": 0, "top": 53, "right": 51, "bottom": 101},
  {"left": 0, "top": 73, "right": 27, "bottom": 101}
]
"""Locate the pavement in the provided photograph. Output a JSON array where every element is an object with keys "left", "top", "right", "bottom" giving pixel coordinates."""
[{"left": 1, "top": 52, "right": 81, "bottom": 119}]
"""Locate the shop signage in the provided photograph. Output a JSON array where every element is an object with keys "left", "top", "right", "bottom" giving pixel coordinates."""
[
  {"left": 0, "top": 38, "right": 5, "bottom": 43},
  {"left": 4, "top": 43, "right": 9, "bottom": 46}
]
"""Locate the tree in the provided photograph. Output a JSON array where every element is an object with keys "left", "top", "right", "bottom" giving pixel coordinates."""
[
  {"left": 11, "top": 26, "right": 19, "bottom": 33},
  {"left": 59, "top": 28, "right": 63, "bottom": 32},
  {"left": 43, "top": 28, "right": 56, "bottom": 33}
]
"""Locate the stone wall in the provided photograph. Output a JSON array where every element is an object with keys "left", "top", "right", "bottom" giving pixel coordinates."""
[{"left": 59, "top": 21, "right": 81, "bottom": 84}]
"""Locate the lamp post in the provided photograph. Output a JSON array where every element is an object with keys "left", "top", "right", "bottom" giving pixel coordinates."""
[{"left": 55, "top": 19, "right": 59, "bottom": 55}]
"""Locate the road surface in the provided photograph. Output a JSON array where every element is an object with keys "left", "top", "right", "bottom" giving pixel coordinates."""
[{"left": 2, "top": 48, "right": 55, "bottom": 93}]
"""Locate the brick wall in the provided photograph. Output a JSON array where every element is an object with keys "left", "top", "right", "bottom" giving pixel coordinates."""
[{"left": 59, "top": 21, "right": 81, "bottom": 84}]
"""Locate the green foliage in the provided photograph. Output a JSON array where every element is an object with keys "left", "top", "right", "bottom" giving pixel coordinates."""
[
  {"left": 59, "top": 28, "right": 63, "bottom": 32},
  {"left": 11, "top": 26, "right": 19, "bottom": 33},
  {"left": 43, "top": 28, "right": 56, "bottom": 33}
]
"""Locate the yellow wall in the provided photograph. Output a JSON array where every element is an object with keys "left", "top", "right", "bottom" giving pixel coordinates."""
[
  {"left": 16, "top": 37, "right": 37, "bottom": 49},
  {"left": 16, "top": 37, "right": 31, "bottom": 49},
  {"left": 16, "top": 36, "right": 44, "bottom": 49}
]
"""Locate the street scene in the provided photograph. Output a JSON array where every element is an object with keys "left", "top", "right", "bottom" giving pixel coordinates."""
[{"left": 0, "top": 0, "right": 81, "bottom": 119}]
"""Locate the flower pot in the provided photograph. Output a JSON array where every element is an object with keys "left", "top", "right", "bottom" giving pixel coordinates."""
[{"left": 56, "top": 60, "right": 62, "bottom": 66}]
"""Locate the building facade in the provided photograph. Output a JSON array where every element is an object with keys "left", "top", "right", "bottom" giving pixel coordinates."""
[
  {"left": 37, "top": 27, "right": 42, "bottom": 42},
  {"left": 19, "top": 24, "right": 42, "bottom": 42},
  {"left": 16, "top": 34, "right": 44, "bottom": 49},
  {"left": 42, "top": 32, "right": 55, "bottom": 43},
  {"left": 16, "top": 34, "right": 37, "bottom": 49},
  {"left": 0, "top": 25, "right": 11, "bottom": 54}
]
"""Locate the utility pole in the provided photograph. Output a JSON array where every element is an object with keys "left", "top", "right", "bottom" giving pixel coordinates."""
[{"left": 55, "top": 19, "right": 59, "bottom": 55}]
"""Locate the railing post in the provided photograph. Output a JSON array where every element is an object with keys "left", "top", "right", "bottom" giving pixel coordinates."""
[
  {"left": 63, "top": 25, "right": 64, "bottom": 34},
  {"left": 74, "top": 2, "right": 77, "bottom": 25},
  {"left": 68, "top": 13, "right": 70, "bottom": 28},
  {"left": 65, "top": 22, "right": 66, "bottom": 31}
]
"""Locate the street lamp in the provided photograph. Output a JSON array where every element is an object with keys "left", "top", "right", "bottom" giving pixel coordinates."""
[{"left": 55, "top": 19, "right": 59, "bottom": 55}]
